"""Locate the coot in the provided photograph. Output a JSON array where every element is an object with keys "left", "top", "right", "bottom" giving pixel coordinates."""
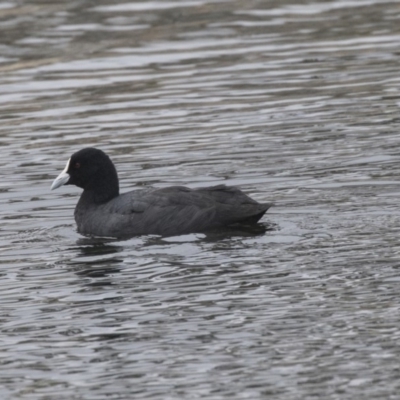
[{"left": 51, "top": 148, "right": 272, "bottom": 237}]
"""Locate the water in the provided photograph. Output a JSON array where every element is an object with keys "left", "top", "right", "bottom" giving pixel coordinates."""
[{"left": 1, "top": 0, "right": 400, "bottom": 398}]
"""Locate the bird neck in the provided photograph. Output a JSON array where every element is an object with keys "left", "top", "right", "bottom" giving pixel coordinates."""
[{"left": 83, "top": 167, "right": 119, "bottom": 204}]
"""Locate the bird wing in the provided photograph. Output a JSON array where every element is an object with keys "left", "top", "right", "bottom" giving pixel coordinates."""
[{"left": 101, "top": 185, "right": 270, "bottom": 236}]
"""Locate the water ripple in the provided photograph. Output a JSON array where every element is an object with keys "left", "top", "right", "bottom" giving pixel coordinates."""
[{"left": 1, "top": 0, "right": 400, "bottom": 399}]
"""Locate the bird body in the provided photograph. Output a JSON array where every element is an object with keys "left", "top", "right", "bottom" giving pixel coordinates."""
[{"left": 51, "top": 148, "right": 271, "bottom": 238}]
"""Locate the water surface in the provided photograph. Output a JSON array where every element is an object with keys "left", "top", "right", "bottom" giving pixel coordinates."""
[{"left": 1, "top": 0, "right": 400, "bottom": 399}]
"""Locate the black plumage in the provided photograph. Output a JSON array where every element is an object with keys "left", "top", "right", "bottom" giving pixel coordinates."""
[{"left": 51, "top": 148, "right": 272, "bottom": 238}]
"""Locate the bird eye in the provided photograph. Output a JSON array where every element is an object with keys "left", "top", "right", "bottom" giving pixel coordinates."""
[{"left": 75, "top": 162, "right": 81, "bottom": 169}]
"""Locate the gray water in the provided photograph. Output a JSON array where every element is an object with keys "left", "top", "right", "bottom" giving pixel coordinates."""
[{"left": 1, "top": 0, "right": 400, "bottom": 398}]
